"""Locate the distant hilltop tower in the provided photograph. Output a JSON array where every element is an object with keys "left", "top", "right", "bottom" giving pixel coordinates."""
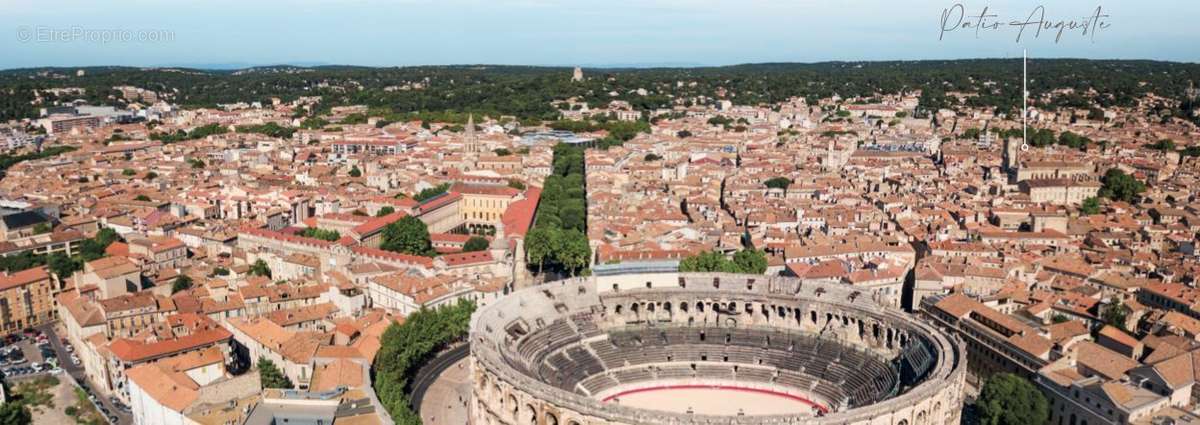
[
  {"left": 1187, "top": 80, "right": 1199, "bottom": 103},
  {"left": 572, "top": 67, "right": 584, "bottom": 82}
]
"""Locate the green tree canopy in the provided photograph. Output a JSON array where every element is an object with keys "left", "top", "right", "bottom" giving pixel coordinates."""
[
  {"left": 1080, "top": 197, "right": 1101, "bottom": 215},
  {"left": 1148, "top": 138, "right": 1176, "bottom": 151},
  {"left": 679, "top": 251, "right": 742, "bottom": 273},
  {"left": 977, "top": 373, "right": 1049, "bottom": 425},
  {"left": 249, "top": 259, "right": 272, "bottom": 278},
  {"left": 764, "top": 177, "right": 792, "bottom": 190},
  {"left": 258, "top": 357, "right": 294, "bottom": 389},
  {"left": 0, "top": 401, "right": 32, "bottom": 425},
  {"left": 32, "top": 222, "right": 51, "bottom": 235},
  {"left": 1099, "top": 168, "right": 1146, "bottom": 203},
  {"left": 348, "top": 165, "right": 362, "bottom": 178},
  {"left": 299, "top": 117, "right": 329, "bottom": 129},
  {"left": 463, "top": 236, "right": 490, "bottom": 252},
  {"left": 46, "top": 253, "right": 82, "bottom": 279},
  {"left": 172, "top": 275, "right": 193, "bottom": 294},
  {"left": 733, "top": 249, "right": 769, "bottom": 274},
  {"left": 376, "top": 206, "right": 396, "bottom": 217},
  {"left": 380, "top": 216, "right": 436, "bottom": 257},
  {"left": 1102, "top": 300, "right": 1131, "bottom": 331},
  {"left": 236, "top": 122, "right": 296, "bottom": 139},
  {"left": 680, "top": 249, "right": 768, "bottom": 274},
  {"left": 297, "top": 227, "right": 341, "bottom": 242},
  {"left": 413, "top": 183, "right": 451, "bottom": 202},
  {"left": 557, "top": 229, "right": 591, "bottom": 275},
  {"left": 373, "top": 300, "right": 475, "bottom": 424},
  {"left": 524, "top": 226, "right": 558, "bottom": 274}
]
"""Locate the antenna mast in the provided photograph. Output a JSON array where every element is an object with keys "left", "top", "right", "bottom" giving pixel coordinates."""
[{"left": 1023, "top": 49, "right": 1028, "bottom": 148}]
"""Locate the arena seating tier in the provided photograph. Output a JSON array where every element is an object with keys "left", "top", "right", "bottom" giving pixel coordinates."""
[{"left": 506, "top": 315, "right": 908, "bottom": 409}]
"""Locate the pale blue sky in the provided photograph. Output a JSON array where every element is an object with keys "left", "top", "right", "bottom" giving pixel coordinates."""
[{"left": 2, "top": 0, "right": 1196, "bottom": 69}]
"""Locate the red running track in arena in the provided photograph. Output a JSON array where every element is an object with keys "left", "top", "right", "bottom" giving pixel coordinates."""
[{"left": 600, "top": 384, "right": 829, "bottom": 414}]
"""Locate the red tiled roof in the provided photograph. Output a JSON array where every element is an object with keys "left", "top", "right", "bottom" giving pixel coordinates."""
[
  {"left": 415, "top": 192, "right": 462, "bottom": 215},
  {"left": 349, "top": 246, "right": 435, "bottom": 268},
  {"left": 239, "top": 226, "right": 334, "bottom": 248},
  {"left": 501, "top": 187, "right": 540, "bottom": 238},
  {"left": 0, "top": 266, "right": 49, "bottom": 291},
  {"left": 441, "top": 250, "right": 494, "bottom": 267},
  {"left": 351, "top": 211, "right": 407, "bottom": 236},
  {"left": 108, "top": 316, "right": 232, "bottom": 363},
  {"left": 450, "top": 183, "right": 520, "bottom": 197}
]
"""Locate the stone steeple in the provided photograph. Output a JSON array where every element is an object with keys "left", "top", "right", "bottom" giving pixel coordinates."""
[
  {"left": 465, "top": 114, "right": 478, "bottom": 153},
  {"left": 1003, "top": 137, "right": 1019, "bottom": 173}
]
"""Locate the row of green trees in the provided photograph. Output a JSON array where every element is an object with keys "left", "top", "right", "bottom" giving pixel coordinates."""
[
  {"left": 525, "top": 144, "right": 591, "bottom": 276},
  {"left": 236, "top": 122, "right": 296, "bottom": 139},
  {"left": 151, "top": 123, "right": 227, "bottom": 143},
  {"left": 0, "top": 146, "right": 77, "bottom": 171},
  {"left": 678, "top": 249, "right": 768, "bottom": 274},
  {"left": 5, "top": 60, "right": 1199, "bottom": 124},
  {"left": 412, "top": 183, "right": 451, "bottom": 202},
  {"left": 525, "top": 227, "right": 591, "bottom": 276},
  {"left": 374, "top": 300, "right": 476, "bottom": 425},
  {"left": 0, "top": 227, "right": 120, "bottom": 279},
  {"left": 297, "top": 227, "right": 342, "bottom": 242}
]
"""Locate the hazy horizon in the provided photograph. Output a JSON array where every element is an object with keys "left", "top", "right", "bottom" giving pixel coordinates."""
[
  {"left": 4, "top": 56, "right": 1199, "bottom": 73},
  {"left": 3, "top": 0, "right": 1197, "bottom": 69}
]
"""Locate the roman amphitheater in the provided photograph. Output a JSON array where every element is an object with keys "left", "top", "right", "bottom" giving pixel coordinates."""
[{"left": 468, "top": 272, "right": 967, "bottom": 425}]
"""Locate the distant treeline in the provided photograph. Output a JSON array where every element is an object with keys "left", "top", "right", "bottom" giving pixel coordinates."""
[
  {"left": 3, "top": 60, "right": 1199, "bottom": 123},
  {"left": 0, "top": 146, "right": 77, "bottom": 171}
]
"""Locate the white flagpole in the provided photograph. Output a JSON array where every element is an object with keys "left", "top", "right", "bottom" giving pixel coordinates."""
[{"left": 1023, "top": 49, "right": 1028, "bottom": 148}]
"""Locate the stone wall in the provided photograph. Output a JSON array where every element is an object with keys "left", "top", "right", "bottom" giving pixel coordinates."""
[{"left": 469, "top": 272, "right": 967, "bottom": 425}]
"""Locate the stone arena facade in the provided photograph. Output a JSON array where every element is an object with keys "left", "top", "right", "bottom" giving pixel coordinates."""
[{"left": 469, "top": 272, "right": 967, "bottom": 425}]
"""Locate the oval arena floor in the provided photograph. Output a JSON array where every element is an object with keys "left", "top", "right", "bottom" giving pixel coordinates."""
[{"left": 601, "top": 385, "right": 826, "bottom": 416}]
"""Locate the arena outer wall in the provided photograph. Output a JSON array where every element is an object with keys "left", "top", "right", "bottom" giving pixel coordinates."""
[{"left": 469, "top": 272, "right": 966, "bottom": 425}]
